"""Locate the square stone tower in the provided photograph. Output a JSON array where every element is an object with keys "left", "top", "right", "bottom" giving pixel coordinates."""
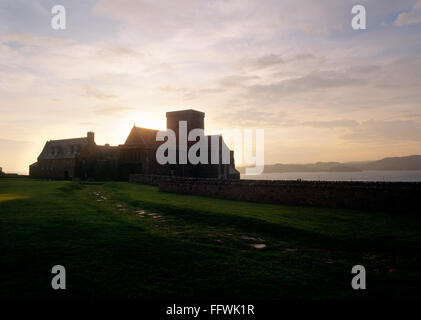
[{"left": 166, "top": 109, "right": 205, "bottom": 140}]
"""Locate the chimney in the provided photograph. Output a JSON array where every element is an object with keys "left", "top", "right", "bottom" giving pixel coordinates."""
[{"left": 87, "top": 131, "right": 95, "bottom": 144}]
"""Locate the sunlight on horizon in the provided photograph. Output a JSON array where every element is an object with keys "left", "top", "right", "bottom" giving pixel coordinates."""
[
  {"left": 104, "top": 110, "right": 166, "bottom": 145},
  {"left": 1, "top": 1, "right": 421, "bottom": 174},
  {"left": 119, "top": 111, "right": 166, "bottom": 131}
]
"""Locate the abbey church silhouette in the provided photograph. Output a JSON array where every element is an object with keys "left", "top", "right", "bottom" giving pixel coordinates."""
[{"left": 29, "top": 109, "right": 240, "bottom": 181}]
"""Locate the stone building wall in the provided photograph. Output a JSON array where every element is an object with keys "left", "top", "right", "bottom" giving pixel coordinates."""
[
  {"left": 155, "top": 177, "right": 421, "bottom": 212},
  {"left": 30, "top": 159, "right": 77, "bottom": 179}
]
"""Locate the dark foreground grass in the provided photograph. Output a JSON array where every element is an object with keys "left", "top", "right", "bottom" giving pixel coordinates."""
[{"left": 0, "top": 178, "right": 420, "bottom": 300}]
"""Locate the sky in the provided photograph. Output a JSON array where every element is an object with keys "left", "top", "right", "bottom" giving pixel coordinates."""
[{"left": 1, "top": 0, "right": 421, "bottom": 173}]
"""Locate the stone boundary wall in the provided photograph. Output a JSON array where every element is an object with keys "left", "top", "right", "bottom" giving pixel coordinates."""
[
  {"left": 129, "top": 174, "right": 172, "bottom": 185},
  {"left": 152, "top": 176, "right": 421, "bottom": 212}
]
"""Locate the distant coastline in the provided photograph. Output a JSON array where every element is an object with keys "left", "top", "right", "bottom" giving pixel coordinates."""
[
  {"left": 241, "top": 170, "right": 421, "bottom": 182},
  {"left": 238, "top": 155, "right": 421, "bottom": 174}
]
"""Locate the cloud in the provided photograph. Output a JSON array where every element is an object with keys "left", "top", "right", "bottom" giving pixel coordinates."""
[
  {"left": 342, "top": 120, "right": 421, "bottom": 142},
  {"left": 394, "top": 1, "right": 421, "bottom": 26},
  {"left": 300, "top": 23, "right": 325, "bottom": 36},
  {"left": 215, "top": 109, "right": 288, "bottom": 127},
  {"left": 248, "top": 54, "right": 284, "bottom": 68},
  {"left": 403, "top": 113, "right": 421, "bottom": 118},
  {"left": 79, "top": 121, "right": 97, "bottom": 126},
  {"left": 240, "top": 53, "right": 318, "bottom": 70},
  {"left": 159, "top": 86, "right": 224, "bottom": 100},
  {"left": 0, "top": 33, "right": 75, "bottom": 47},
  {"left": 0, "top": 138, "right": 30, "bottom": 144},
  {"left": 218, "top": 75, "right": 260, "bottom": 87},
  {"left": 93, "top": 0, "right": 197, "bottom": 39},
  {"left": 93, "top": 106, "right": 134, "bottom": 117},
  {"left": 301, "top": 119, "right": 359, "bottom": 128},
  {"left": 1, "top": 0, "right": 421, "bottom": 170},
  {"left": 82, "top": 85, "right": 118, "bottom": 100},
  {"left": 247, "top": 70, "right": 363, "bottom": 103},
  {"left": 97, "top": 46, "right": 143, "bottom": 58}
]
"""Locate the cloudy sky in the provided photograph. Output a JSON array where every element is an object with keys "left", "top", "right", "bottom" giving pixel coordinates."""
[{"left": 1, "top": 0, "right": 421, "bottom": 173}]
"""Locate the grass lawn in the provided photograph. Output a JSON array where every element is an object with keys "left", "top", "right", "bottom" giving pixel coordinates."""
[{"left": 1, "top": 177, "right": 420, "bottom": 299}]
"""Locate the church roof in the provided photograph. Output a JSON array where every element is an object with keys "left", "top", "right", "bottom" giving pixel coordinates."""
[
  {"left": 124, "top": 126, "right": 159, "bottom": 146},
  {"left": 38, "top": 137, "right": 88, "bottom": 160}
]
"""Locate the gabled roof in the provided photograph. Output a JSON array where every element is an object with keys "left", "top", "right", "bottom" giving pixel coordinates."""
[
  {"left": 124, "top": 126, "right": 159, "bottom": 146},
  {"left": 38, "top": 137, "right": 88, "bottom": 160}
]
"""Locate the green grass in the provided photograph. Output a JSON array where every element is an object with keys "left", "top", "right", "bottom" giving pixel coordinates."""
[{"left": 1, "top": 178, "right": 420, "bottom": 299}]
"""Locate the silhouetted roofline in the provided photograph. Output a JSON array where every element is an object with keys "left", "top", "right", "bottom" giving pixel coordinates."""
[
  {"left": 132, "top": 125, "right": 159, "bottom": 131},
  {"left": 166, "top": 109, "right": 205, "bottom": 117},
  {"left": 37, "top": 137, "right": 90, "bottom": 160},
  {"left": 46, "top": 137, "right": 87, "bottom": 143},
  {"left": 124, "top": 126, "right": 160, "bottom": 145}
]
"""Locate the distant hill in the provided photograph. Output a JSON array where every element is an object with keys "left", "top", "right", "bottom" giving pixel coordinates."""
[
  {"left": 352, "top": 155, "right": 421, "bottom": 171},
  {"left": 238, "top": 155, "right": 421, "bottom": 173}
]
